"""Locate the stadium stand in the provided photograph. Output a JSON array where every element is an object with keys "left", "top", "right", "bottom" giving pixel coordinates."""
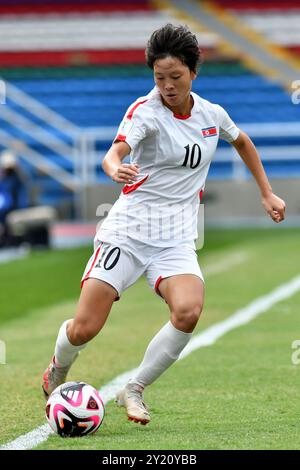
[
  {"left": 0, "top": 0, "right": 299, "bottom": 219},
  {"left": 212, "top": 0, "right": 300, "bottom": 58}
]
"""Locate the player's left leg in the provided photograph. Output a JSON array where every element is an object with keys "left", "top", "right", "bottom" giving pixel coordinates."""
[
  {"left": 160, "top": 273, "right": 204, "bottom": 331},
  {"left": 117, "top": 272, "right": 204, "bottom": 425},
  {"left": 129, "top": 274, "right": 204, "bottom": 387}
]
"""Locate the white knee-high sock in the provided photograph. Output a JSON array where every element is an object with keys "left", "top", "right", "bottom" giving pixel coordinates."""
[
  {"left": 129, "top": 321, "right": 192, "bottom": 388},
  {"left": 54, "top": 320, "right": 87, "bottom": 367}
]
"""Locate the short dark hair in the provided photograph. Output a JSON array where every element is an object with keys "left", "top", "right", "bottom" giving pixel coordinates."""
[{"left": 145, "top": 24, "right": 202, "bottom": 73}]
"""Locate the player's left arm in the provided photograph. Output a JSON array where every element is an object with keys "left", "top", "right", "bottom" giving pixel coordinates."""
[{"left": 231, "top": 130, "right": 286, "bottom": 223}]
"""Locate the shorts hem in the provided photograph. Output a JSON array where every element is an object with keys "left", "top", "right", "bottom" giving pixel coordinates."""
[{"left": 152, "top": 271, "right": 204, "bottom": 298}]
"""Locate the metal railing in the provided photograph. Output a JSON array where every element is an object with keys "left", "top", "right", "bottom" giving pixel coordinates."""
[
  {"left": 79, "top": 122, "right": 300, "bottom": 182},
  {"left": 0, "top": 80, "right": 83, "bottom": 190}
]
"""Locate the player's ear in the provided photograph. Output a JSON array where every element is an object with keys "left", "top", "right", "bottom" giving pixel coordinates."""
[{"left": 190, "top": 71, "right": 197, "bottom": 81}]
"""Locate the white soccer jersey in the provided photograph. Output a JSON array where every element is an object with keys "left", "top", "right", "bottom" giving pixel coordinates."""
[{"left": 98, "top": 86, "right": 239, "bottom": 247}]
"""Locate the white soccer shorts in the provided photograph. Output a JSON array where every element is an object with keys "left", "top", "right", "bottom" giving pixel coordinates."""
[{"left": 81, "top": 237, "right": 204, "bottom": 300}]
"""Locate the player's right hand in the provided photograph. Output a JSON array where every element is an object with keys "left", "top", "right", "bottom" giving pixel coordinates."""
[{"left": 111, "top": 163, "right": 140, "bottom": 184}]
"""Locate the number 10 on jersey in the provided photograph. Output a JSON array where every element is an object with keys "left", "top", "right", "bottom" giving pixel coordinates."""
[{"left": 182, "top": 144, "right": 202, "bottom": 169}]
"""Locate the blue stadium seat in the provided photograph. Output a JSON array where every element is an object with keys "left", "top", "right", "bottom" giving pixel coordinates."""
[{"left": 3, "top": 71, "right": 299, "bottom": 210}]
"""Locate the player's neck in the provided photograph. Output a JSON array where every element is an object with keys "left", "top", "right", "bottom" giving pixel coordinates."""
[{"left": 162, "top": 95, "right": 194, "bottom": 118}]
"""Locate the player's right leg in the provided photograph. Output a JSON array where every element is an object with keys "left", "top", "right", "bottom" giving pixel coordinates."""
[
  {"left": 42, "top": 239, "right": 143, "bottom": 399},
  {"left": 42, "top": 279, "right": 118, "bottom": 398}
]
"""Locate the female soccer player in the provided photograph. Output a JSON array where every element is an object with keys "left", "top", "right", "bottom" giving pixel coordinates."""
[{"left": 42, "top": 24, "right": 286, "bottom": 425}]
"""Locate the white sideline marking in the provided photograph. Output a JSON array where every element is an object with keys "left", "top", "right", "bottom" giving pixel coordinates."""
[
  {"left": 2, "top": 273, "right": 300, "bottom": 450},
  {"left": 179, "top": 274, "right": 300, "bottom": 359}
]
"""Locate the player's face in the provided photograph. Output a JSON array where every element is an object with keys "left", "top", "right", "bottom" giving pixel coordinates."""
[{"left": 153, "top": 56, "right": 196, "bottom": 114}]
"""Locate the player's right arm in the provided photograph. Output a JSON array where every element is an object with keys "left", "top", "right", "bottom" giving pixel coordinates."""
[{"left": 102, "top": 141, "right": 139, "bottom": 184}]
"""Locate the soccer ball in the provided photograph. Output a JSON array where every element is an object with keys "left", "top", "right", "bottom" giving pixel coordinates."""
[{"left": 45, "top": 381, "right": 105, "bottom": 437}]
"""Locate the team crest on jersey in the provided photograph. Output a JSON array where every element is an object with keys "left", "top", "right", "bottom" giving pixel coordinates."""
[{"left": 202, "top": 126, "right": 217, "bottom": 138}]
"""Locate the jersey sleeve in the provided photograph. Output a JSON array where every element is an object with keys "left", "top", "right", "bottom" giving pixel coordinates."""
[
  {"left": 215, "top": 104, "right": 240, "bottom": 143},
  {"left": 114, "top": 101, "right": 155, "bottom": 150}
]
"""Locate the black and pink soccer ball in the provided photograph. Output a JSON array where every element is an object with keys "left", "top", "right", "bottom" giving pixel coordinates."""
[{"left": 46, "top": 381, "right": 105, "bottom": 437}]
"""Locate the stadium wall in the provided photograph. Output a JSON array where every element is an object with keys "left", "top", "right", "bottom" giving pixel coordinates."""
[{"left": 80, "top": 179, "right": 299, "bottom": 225}]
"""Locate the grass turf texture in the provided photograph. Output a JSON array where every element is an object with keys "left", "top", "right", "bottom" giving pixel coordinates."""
[{"left": 0, "top": 228, "right": 300, "bottom": 449}]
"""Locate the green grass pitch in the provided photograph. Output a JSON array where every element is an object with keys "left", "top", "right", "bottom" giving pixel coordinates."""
[{"left": 0, "top": 227, "right": 300, "bottom": 450}]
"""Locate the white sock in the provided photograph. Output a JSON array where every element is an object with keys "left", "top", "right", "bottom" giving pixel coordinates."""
[
  {"left": 54, "top": 320, "right": 87, "bottom": 367},
  {"left": 129, "top": 321, "right": 192, "bottom": 388}
]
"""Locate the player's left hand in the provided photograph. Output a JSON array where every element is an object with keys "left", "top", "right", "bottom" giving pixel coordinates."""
[{"left": 261, "top": 193, "right": 286, "bottom": 223}]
